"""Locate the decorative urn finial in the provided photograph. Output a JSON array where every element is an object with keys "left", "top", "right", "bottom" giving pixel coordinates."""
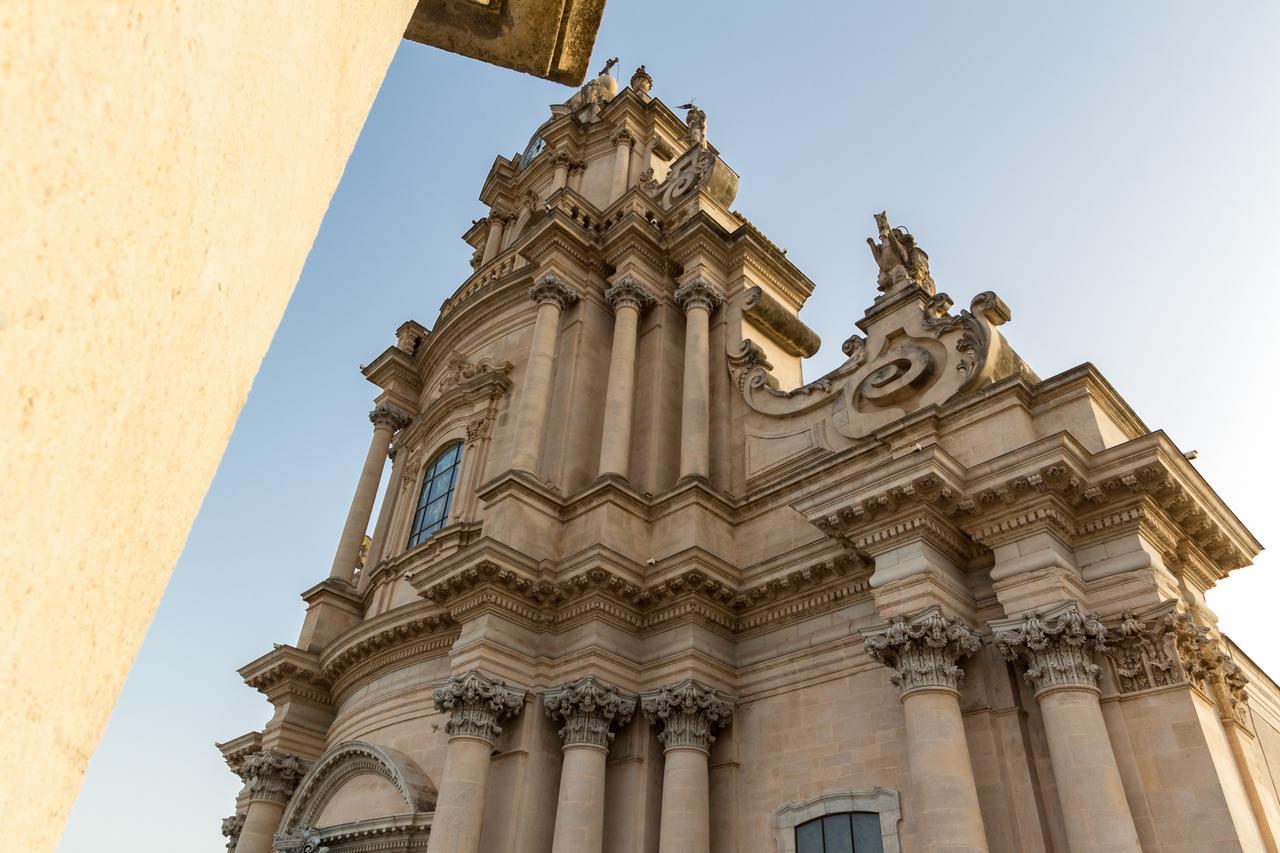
[{"left": 630, "top": 65, "right": 653, "bottom": 96}]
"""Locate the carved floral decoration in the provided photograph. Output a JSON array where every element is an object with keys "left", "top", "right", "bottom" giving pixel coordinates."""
[
  {"left": 640, "top": 679, "right": 735, "bottom": 751},
  {"left": 863, "top": 607, "right": 983, "bottom": 696},
  {"left": 991, "top": 602, "right": 1108, "bottom": 694},
  {"left": 544, "top": 676, "right": 637, "bottom": 748},
  {"left": 433, "top": 670, "right": 527, "bottom": 744}
]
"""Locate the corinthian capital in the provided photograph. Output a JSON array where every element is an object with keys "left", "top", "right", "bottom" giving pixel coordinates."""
[
  {"left": 674, "top": 274, "right": 723, "bottom": 314},
  {"left": 863, "top": 607, "right": 983, "bottom": 697},
  {"left": 640, "top": 679, "right": 735, "bottom": 752},
  {"left": 544, "top": 676, "right": 637, "bottom": 748},
  {"left": 991, "top": 601, "right": 1108, "bottom": 694},
  {"left": 605, "top": 274, "right": 656, "bottom": 313},
  {"left": 237, "top": 749, "right": 308, "bottom": 804},
  {"left": 610, "top": 126, "right": 636, "bottom": 147},
  {"left": 528, "top": 273, "right": 580, "bottom": 311},
  {"left": 221, "top": 814, "right": 245, "bottom": 851},
  {"left": 369, "top": 401, "right": 412, "bottom": 432},
  {"left": 433, "top": 670, "right": 527, "bottom": 744}
]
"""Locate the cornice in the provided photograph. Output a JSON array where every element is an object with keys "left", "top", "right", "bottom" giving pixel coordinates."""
[{"left": 239, "top": 646, "right": 332, "bottom": 708}]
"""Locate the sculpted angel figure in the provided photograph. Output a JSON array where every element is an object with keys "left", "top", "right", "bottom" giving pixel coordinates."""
[{"left": 867, "top": 211, "right": 935, "bottom": 294}]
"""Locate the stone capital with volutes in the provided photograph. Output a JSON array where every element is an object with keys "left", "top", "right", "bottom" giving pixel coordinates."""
[
  {"left": 369, "top": 401, "right": 412, "bottom": 432},
  {"left": 605, "top": 274, "right": 656, "bottom": 314},
  {"left": 544, "top": 676, "right": 637, "bottom": 749},
  {"left": 221, "top": 814, "right": 245, "bottom": 851},
  {"left": 237, "top": 748, "right": 308, "bottom": 804},
  {"left": 674, "top": 274, "right": 723, "bottom": 314},
  {"left": 433, "top": 669, "right": 528, "bottom": 744},
  {"left": 528, "top": 272, "right": 580, "bottom": 311},
  {"left": 863, "top": 606, "right": 983, "bottom": 698},
  {"left": 640, "top": 678, "right": 735, "bottom": 753},
  {"left": 610, "top": 126, "right": 636, "bottom": 147},
  {"left": 991, "top": 601, "right": 1108, "bottom": 696}
]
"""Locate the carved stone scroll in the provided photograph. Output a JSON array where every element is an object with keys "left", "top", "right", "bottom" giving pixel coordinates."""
[
  {"left": 433, "top": 670, "right": 527, "bottom": 744},
  {"left": 237, "top": 749, "right": 308, "bottom": 804},
  {"left": 544, "top": 676, "right": 637, "bottom": 748},
  {"left": 991, "top": 602, "right": 1108, "bottom": 694}
]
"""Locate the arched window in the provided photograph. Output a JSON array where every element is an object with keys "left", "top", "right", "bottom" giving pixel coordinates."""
[
  {"left": 795, "top": 812, "right": 883, "bottom": 853},
  {"left": 407, "top": 442, "right": 463, "bottom": 547}
]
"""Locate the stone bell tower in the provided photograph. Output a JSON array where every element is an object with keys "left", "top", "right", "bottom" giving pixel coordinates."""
[{"left": 217, "top": 64, "right": 1280, "bottom": 853}]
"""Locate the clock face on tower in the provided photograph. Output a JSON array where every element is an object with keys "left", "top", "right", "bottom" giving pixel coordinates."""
[{"left": 521, "top": 132, "right": 547, "bottom": 166}]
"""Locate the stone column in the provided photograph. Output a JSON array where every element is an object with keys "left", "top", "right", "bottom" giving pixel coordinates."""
[
  {"left": 545, "top": 677, "right": 637, "bottom": 853},
  {"left": 328, "top": 402, "right": 410, "bottom": 582},
  {"left": 360, "top": 443, "right": 404, "bottom": 583},
  {"left": 481, "top": 212, "right": 508, "bottom": 264},
  {"left": 510, "top": 273, "right": 578, "bottom": 474},
  {"left": 674, "top": 276, "right": 723, "bottom": 481},
  {"left": 641, "top": 679, "right": 735, "bottom": 853},
  {"left": 598, "top": 275, "right": 655, "bottom": 479},
  {"left": 991, "top": 602, "right": 1142, "bottom": 853},
  {"left": 863, "top": 607, "right": 990, "bottom": 853},
  {"left": 610, "top": 127, "right": 635, "bottom": 201},
  {"left": 233, "top": 750, "right": 307, "bottom": 853},
  {"left": 425, "top": 671, "right": 528, "bottom": 853}
]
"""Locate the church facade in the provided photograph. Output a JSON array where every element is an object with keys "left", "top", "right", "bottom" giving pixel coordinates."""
[{"left": 217, "top": 65, "right": 1280, "bottom": 853}]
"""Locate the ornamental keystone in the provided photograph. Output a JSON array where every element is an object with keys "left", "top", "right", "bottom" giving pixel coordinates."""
[
  {"left": 528, "top": 272, "right": 580, "bottom": 310},
  {"left": 991, "top": 601, "right": 1108, "bottom": 694},
  {"left": 544, "top": 676, "right": 637, "bottom": 748},
  {"left": 640, "top": 678, "right": 735, "bottom": 752},
  {"left": 862, "top": 606, "right": 983, "bottom": 697},
  {"left": 433, "top": 670, "right": 527, "bottom": 744}
]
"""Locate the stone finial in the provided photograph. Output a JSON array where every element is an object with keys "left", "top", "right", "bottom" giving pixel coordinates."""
[
  {"left": 544, "top": 676, "right": 637, "bottom": 748},
  {"left": 680, "top": 105, "right": 707, "bottom": 148},
  {"left": 237, "top": 749, "right": 308, "bottom": 804},
  {"left": 991, "top": 602, "right": 1108, "bottom": 694},
  {"left": 369, "top": 401, "right": 412, "bottom": 432},
  {"left": 674, "top": 274, "right": 723, "bottom": 314},
  {"left": 221, "top": 814, "right": 245, "bottom": 851},
  {"left": 432, "top": 670, "right": 527, "bottom": 744},
  {"left": 866, "top": 211, "right": 935, "bottom": 295},
  {"left": 605, "top": 274, "right": 656, "bottom": 313},
  {"left": 862, "top": 607, "right": 983, "bottom": 697},
  {"left": 630, "top": 65, "right": 653, "bottom": 95},
  {"left": 528, "top": 272, "right": 580, "bottom": 311},
  {"left": 640, "top": 679, "right": 735, "bottom": 752}
]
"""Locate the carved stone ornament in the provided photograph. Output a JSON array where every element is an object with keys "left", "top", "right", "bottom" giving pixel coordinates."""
[
  {"left": 685, "top": 105, "right": 707, "bottom": 147},
  {"left": 274, "top": 827, "right": 330, "bottom": 853},
  {"left": 528, "top": 272, "right": 580, "bottom": 311},
  {"left": 432, "top": 670, "right": 528, "bottom": 744},
  {"left": 605, "top": 274, "right": 656, "bottom": 313},
  {"left": 238, "top": 748, "right": 308, "bottom": 804},
  {"left": 866, "top": 211, "right": 935, "bottom": 295},
  {"left": 640, "top": 679, "right": 735, "bottom": 752},
  {"left": 610, "top": 126, "right": 636, "bottom": 147},
  {"left": 1100, "top": 602, "right": 1207, "bottom": 694},
  {"left": 862, "top": 607, "right": 983, "bottom": 697},
  {"left": 544, "top": 676, "right": 638, "bottom": 748},
  {"left": 630, "top": 65, "right": 653, "bottom": 94},
  {"left": 674, "top": 274, "right": 724, "bottom": 314},
  {"left": 991, "top": 602, "right": 1108, "bottom": 694},
  {"left": 435, "top": 351, "right": 515, "bottom": 397},
  {"left": 369, "top": 401, "right": 413, "bottom": 432},
  {"left": 642, "top": 142, "right": 738, "bottom": 209},
  {"left": 466, "top": 412, "right": 493, "bottom": 445},
  {"left": 221, "top": 813, "right": 245, "bottom": 851}
]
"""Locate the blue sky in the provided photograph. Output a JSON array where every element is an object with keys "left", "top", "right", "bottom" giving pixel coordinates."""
[{"left": 60, "top": 3, "right": 1279, "bottom": 848}]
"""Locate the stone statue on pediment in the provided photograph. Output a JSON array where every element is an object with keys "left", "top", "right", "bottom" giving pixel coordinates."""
[{"left": 867, "top": 211, "right": 935, "bottom": 295}]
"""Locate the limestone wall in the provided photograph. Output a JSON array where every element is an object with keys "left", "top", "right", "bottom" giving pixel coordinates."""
[{"left": 0, "top": 3, "right": 418, "bottom": 846}]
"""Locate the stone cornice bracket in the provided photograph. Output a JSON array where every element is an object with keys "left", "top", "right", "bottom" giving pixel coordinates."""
[
  {"left": 237, "top": 749, "right": 308, "bottom": 804},
  {"left": 674, "top": 274, "right": 724, "bottom": 314},
  {"left": 369, "top": 401, "right": 413, "bottom": 432},
  {"left": 991, "top": 601, "right": 1108, "bottom": 695},
  {"left": 432, "top": 669, "right": 528, "bottom": 744},
  {"left": 221, "top": 814, "right": 245, "bottom": 851},
  {"left": 528, "top": 272, "right": 580, "bottom": 310},
  {"left": 640, "top": 678, "right": 736, "bottom": 752},
  {"left": 544, "top": 676, "right": 638, "bottom": 748},
  {"left": 605, "top": 273, "right": 656, "bottom": 313},
  {"left": 862, "top": 606, "right": 983, "bottom": 698}
]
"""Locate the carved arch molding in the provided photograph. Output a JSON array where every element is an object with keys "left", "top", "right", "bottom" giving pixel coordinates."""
[{"left": 278, "top": 740, "right": 437, "bottom": 834}]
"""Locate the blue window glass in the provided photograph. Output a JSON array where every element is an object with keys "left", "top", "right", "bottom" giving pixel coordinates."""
[
  {"left": 407, "top": 442, "right": 463, "bottom": 547},
  {"left": 795, "top": 813, "right": 882, "bottom": 853}
]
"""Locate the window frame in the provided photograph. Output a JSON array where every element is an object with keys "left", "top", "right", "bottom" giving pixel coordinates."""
[
  {"left": 773, "top": 788, "right": 901, "bottom": 853},
  {"left": 405, "top": 441, "right": 464, "bottom": 548}
]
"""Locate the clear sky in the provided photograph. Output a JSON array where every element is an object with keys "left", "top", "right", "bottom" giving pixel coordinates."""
[{"left": 59, "top": 3, "right": 1279, "bottom": 848}]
